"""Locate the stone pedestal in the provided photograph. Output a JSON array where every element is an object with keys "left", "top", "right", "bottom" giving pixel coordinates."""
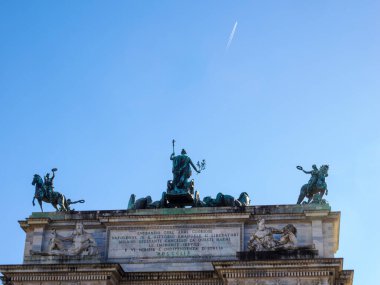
[{"left": 0, "top": 204, "right": 353, "bottom": 285}]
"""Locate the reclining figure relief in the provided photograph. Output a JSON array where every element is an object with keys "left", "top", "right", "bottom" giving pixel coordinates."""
[
  {"left": 47, "top": 222, "right": 98, "bottom": 256},
  {"left": 248, "top": 219, "right": 297, "bottom": 251}
]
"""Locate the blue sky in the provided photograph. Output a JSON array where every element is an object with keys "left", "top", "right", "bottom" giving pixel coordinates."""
[{"left": 1, "top": 1, "right": 379, "bottom": 283}]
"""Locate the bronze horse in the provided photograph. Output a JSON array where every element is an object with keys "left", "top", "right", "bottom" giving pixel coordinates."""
[
  {"left": 296, "top": 165, "right": 329, "bottom": 204},
  {"left": 202, "top": 192, "right": 251, "bottom": 208},
  {"left": 32, "top": 174, "right": 68, "bottom": 212},
  {"left": 127, "top": 194, "right": 163, "bottom": 210}
]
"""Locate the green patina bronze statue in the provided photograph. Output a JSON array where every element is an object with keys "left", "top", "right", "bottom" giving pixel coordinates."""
[
  {"left": 32, "top": 168, "right": 85, "bottom": 212},
  {"left": 127, "top": 141, "right": 206, "bottom": 209},
  {"left": 127, "top": 194, "right": 164, "bottom": 210},
  {"left": 127, "top": 140, "right": 253, "bottom": 210},
  {"left": 163, "top": 140, "right": 205, "bottom": 207},
  {"left": 200, "top": 192, "right": 251, "bottom": 208},
  {"left": 296, "top": 164, "right": 329, "bottom": 204},
  {"left": 43, "top": 168, "right": 56, "bottom": 202},
  {"left": 170, "top": 148, "right": 200, "bottom": 190}
]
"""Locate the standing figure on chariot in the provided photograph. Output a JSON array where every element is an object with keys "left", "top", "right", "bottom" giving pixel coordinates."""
[{"left": 170, "top": 149, "right": 200, "bottom": 190}]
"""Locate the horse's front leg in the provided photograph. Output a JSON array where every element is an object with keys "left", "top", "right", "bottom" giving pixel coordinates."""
[
  {"left": 234, "top": 200, "right": 245, "bottom": 212},
  {"left": 234, "top": 199, "right": 243, "bottom": 208},
  {"left": 32, "top": 197, "right": 36, "bottom": 206},
  {"left": 51, "top": 202, "right": 60, "bottom": 212},
  {"left": 296, "top": 187, "right": 306, "bottom": 204}
]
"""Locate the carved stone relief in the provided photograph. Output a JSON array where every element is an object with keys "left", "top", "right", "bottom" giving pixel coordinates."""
[
  {"left": 248, "top": 219, "right": 297, "bottom": 251},
  {"left": 48, "top": 222, "right": 98, "bottom": 256},
  {"left": 30, "top": 222, "right": 98, "bottom": 257}
]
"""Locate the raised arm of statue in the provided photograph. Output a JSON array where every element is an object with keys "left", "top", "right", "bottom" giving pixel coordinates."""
[
  {"left": 190, "top": 160, "right": 200, "bottom": 173},
  {"left": 297, "top": 166, "right": 313, "bottom": 175}
]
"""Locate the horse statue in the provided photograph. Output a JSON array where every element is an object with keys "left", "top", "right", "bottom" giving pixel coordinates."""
[
  {"left": 201, "top": 192, "right": 251, "bottom": 208},
  {"left": 296, "top": 165, "right": 329, "bottom": 204},
  {"left": 127, "top": 194, "right": 163, "bottom": 210},
  {"left": 32, "top": 174, "right": 84, "bottom": 212}
]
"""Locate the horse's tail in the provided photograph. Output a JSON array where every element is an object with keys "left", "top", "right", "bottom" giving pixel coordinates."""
[{"left": 69, "top": 199, "right": 85, "bottom": 204}]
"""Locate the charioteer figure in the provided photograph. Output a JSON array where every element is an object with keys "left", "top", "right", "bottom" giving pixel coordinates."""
[
  {"left": 128, "top": 141, "right": 206, "bottom": 209},
  {"left": 170, "top": 148, "right": 200, "bottom": 191},
  {"left": 162, "top": 140, "right": 205, "bottom": 207}
]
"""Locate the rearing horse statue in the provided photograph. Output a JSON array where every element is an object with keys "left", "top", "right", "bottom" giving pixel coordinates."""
[
  {"left": 32, "top": 174, "right": 70, "bottom": 212},
  {"left": 32, "top": 174, "right": 69, "bottom": 212},
  {"left": 296, "top": 165, "right": 329, "bottom": 204}
]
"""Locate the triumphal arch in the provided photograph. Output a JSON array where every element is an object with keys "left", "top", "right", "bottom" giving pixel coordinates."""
[{"left": 0, "top": 147, "right": 353, "bottom": 285}]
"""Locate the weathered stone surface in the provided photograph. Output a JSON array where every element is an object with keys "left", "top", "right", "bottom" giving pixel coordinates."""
[
  {"left": 0, "top": 204, "right": 353, "bottom": 284},
  {"left": 19, "top": 204, "right": 341, "bottom": 267}
]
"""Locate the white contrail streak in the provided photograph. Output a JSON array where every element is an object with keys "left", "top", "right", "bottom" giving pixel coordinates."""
[{"left": 226, "top": 21, "right": 238, "bottom": 51}]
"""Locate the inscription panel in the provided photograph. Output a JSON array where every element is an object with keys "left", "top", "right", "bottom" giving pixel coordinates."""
[{"left": 107, "top": 224, "right": 242, "bottom": 260}]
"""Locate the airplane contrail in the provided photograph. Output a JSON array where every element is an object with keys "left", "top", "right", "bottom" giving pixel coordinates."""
[{"left": 226, "top": 21, "right": 238, "bottom": 51}]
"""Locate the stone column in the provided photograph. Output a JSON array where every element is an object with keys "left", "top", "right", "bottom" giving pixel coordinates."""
[
  {"left": 311, "top": 219, "right": 323, "bottom": 255},
  {"left": 27, "top": 218, "right": 50, "bottom": 255},
  {"left": 305, "top": 211, "right": 328, "bottom": 256}
]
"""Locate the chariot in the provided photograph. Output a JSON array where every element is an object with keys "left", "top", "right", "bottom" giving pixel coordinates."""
[{"left": 162, "top": 179, "right": 200, "bottom": 208}]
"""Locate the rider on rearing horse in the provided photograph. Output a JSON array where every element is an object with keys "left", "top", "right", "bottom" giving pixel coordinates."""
[
  {"left": 296, "top": 164, "right": 329, "bottom": 204},
  {"left": 44, "top": 169, "right": 56, "bottom": 202},
  {"left": 300, "top": 164, "right": 319, "bottom": 194}
]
